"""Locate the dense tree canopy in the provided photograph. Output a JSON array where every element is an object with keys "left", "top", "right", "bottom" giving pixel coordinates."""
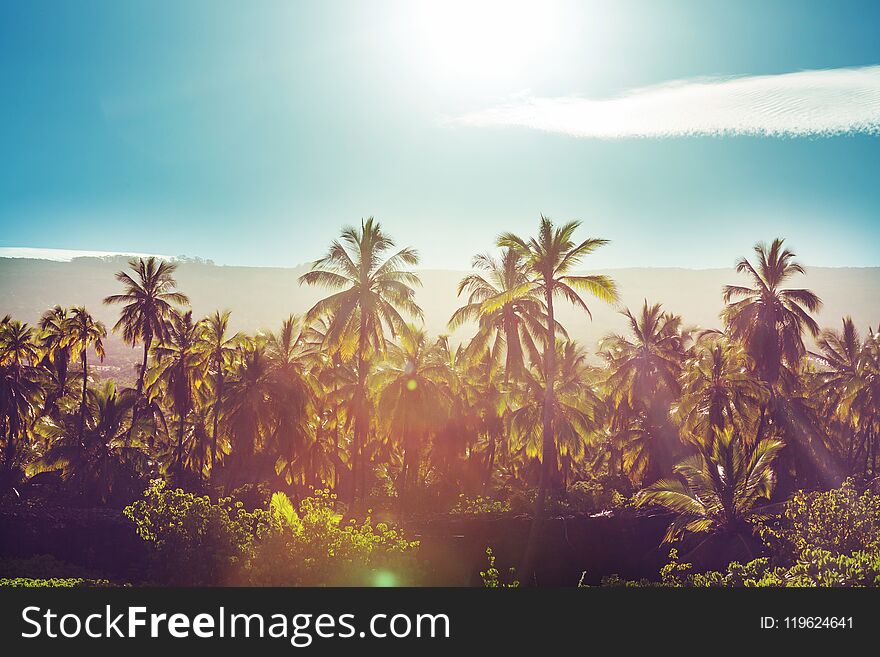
[{"left": 1, "top": 226, "right": 874, "bottom": 550}]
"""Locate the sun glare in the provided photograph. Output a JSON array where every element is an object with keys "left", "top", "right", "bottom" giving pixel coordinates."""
[{"left": 408, "top": 0, "right": 561, "bottom": 83}]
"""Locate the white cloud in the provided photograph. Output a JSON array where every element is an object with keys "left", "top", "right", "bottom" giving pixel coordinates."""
[{"left": 452, "top": 66, "right": 880, "bottom": 138}]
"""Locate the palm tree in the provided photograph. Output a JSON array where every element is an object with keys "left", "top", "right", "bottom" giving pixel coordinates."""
[
  {"left": 674, "top": 333, "right": 768, "bottom": 445},
  {"left": 196, "top": 310, "right": 242, "bottom": 471},
  {"left": 265, "top": 316, "right": 313, "bottom": 488},
  {"left": 811, "top": 318, "right": 876, "bottom": 474},
  {"left": 498, "top": 216, "right": 617, "bottom": 581},
  {"left": 64, "top": 307, "right": 107, "bottom": 444},
  {"left": 449, "top": 248, "right": 548, "bottom": 380},
  {"left": 38, "top": 305, "right": 72, "bottom": 417},
  {"left": 601, "top": 301, "right": 688, "bottom": 481},
  {"left": 723, "top": 239, "right": 840, "bottom": 489},
  {"left": 301, "top": 316, "right": 355, "bottom": 492},
  {"left": 636, "top": 427, "right": 783, "bottom": 549},
  {"left": 603, "top": 302, "right": 686, "bottom": 405},
  {"left": 43, "top": 381, "right": 150, "bottom": 505},
  {"left": 723, "top": 238, "right": 821, "bottom": 386},
  {"left": 0, "top": 319, "right": 39, "bottom": 373},
  {"left": 222, "top": 339, "right": 276, "bottom": 486},
  {"left": 103, "top": 257, "right": 189, "bottom": 438},
  {"left": 507, "top": 340, "right": 600, "bottom": 489},
  {"left": 299, "top": 218, "right": 423, "bottom": 506},
  {"left": 373, "top": 324, "right": 450, "bottom": 499},
  {"left": 149, "top": 310, "right": 203, "bottom": 474}
]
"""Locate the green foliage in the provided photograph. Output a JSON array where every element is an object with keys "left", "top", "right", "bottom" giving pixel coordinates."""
[
  {"left": 0, "top": 577, "right": 114, "bottom": 587},
  {"left": 249, "top": 489, "right": 420, "bottom": 586},
  {"left": 123, "top": 479, "right": 266, "bottom": 585},
  {"left": 480, "top": 548, "right": 519, "bottom": 588},
  {"left": 636, "top": 426, "right": 782, "bottom": 542},
  {"left": 451, "top": 493, "right": 510, "bottom": 514},
  {"left": 566, "top": 480, "right": 627, "bottom": 514},
  {"left": 605, "top": 481, "right": 880, "bottom": 587},
  {"left": 758, "top": 479, "right": 880, "bottom": 560},
  {"left": 124, "top": 481, "right": 420, "bottom": 586}
]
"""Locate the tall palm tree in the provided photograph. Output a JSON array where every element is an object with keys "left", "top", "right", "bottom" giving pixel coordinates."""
[
  {"left": 723, "top": 239, "right": 839, "bottom": 489},
  {"left": 498, "top": 216, "right": 617, "bottom": 581},
  {"left": 38, "top": 305, "right": 72, "bottom": 417},
  {"left": 600, "top": 302, "right": 689, "bottom": 482},
  {"left": 602, "top": 301, "right": 686, "bottom": 407},
  {"left": 449, "top": 248, "right": 549, "bottom": 380},
  {"left": 299, "top": 218, "right": 423, "bottom": 506},
  {"left": 103, "top": 257, "right": 189, "bottom": 438},
  {"left": 64, "top": 307, "right": 107, "bottom": 444},
  {"left": 222, "top": 339, "right": 277, "bottom": 486},
  {"left": 196, "top": 310, "right": 242, "bottom": 471},
  {"left": 497, "top": 224, "right": 615, "bottom": 518},
  {"left": 722, "top": 238, "right": 821, "bottom": 386}
]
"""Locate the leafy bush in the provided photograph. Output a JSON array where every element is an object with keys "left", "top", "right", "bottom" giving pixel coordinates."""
[
  {"left": 604, "top": 547, "right": 880, "bottom": 588},
  {"left": 450, "top": 494, "right": 510, "bottom": 514},
  {"left": 0, "top": 577, "right": 114, "bottom": 587},
  {"left": 124, "top": 481, "right": 420, "bottom": 586},
  {"left": 480, "top": 548, "right": 519, "bottom": 588},
  {"left": 123, "top": 479, "right": 266, "bottom": 585},
  {"left": 249, "top": 489, "right": 420, "bottom": 586},
  {"left": 602, "top": 481, "right": 880, "bottom": 587},
  {"left": 757, "top": 479, "right": 880, "bottom": 561},
  {"left": 566, "top": 480, "right": 627, "bottom": 514}
]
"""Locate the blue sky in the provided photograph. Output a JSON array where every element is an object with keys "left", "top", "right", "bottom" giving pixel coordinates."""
[{"left": 1, "top": 0, "right": 879, "bottom": 269}]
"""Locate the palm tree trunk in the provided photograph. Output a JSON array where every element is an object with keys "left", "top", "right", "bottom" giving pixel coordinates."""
[
  {"left": 211, "top": 367, "right": 224, "bottom": 472},
  {"left": 77, "top": 350, "right": 88, "bottom": 444},
  {"left": 353, "top": 317, "right": 368, "bottom": 509},
  {"left": 520, "top": 283, "right": 557, "bottom": 584},
  {"left": 484, "top": 432, "right": 497, "bottom": 487},
  {"left": 128, "top": 332, "right": 152, "bottom": 439},
  {"left": 177, "top": 394, "right": 187, "bottom": 472},
  {"left": 755, "top": 403, "right": 767, "bottom": 443}
]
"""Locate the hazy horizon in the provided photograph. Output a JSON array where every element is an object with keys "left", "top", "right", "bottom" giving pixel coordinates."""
[
  {"left": 3, "top": 245, "right": 880, "bottom": 272},
  {"left": 3, "top": 256, "right": 877, "bottom": 363}
]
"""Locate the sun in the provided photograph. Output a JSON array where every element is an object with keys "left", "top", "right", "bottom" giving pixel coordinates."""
[{"left": 406, "top": 0, "right": 562, "bottom": 84}]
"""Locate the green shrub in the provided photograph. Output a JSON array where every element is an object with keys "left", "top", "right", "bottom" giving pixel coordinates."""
[
  {"left": 0, "top": 577, "right": 114, "bottom": 587},
  {"left": 566, "top": 480, "right": 627, "bottom": 514},
  {"left": 758, "top": 479, "right": 880, "bottom": 561},
  {"left": 480, "top": 548, "right": 519, "bottom": 588},
  {"left": 248, "top": 489, "right": 420, "bottom": 586},
  {"left": 124, "top": 481, "right": 420, "bottom": 586},
  {"left": 450, "top": 494, "right": 510, "bottom": 514},
  {"left": 123, "top": 479, "right": 267, "bottom": 585},
  {"left": 601, "top": 481, "right": 880, "bottom": 588}
]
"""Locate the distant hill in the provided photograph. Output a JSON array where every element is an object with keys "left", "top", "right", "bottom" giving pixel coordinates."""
[{"left": 2, "top": 256, "right": 879, "bottom": 377}]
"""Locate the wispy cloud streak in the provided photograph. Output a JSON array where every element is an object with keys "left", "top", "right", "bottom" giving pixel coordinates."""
[{"left": 453, "top": 66, "right": 880, "bottom": 138}]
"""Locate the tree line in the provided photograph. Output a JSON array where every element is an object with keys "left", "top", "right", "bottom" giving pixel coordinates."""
[{"left": 1, "top": 217, "right": 878, "bottom": 532}]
